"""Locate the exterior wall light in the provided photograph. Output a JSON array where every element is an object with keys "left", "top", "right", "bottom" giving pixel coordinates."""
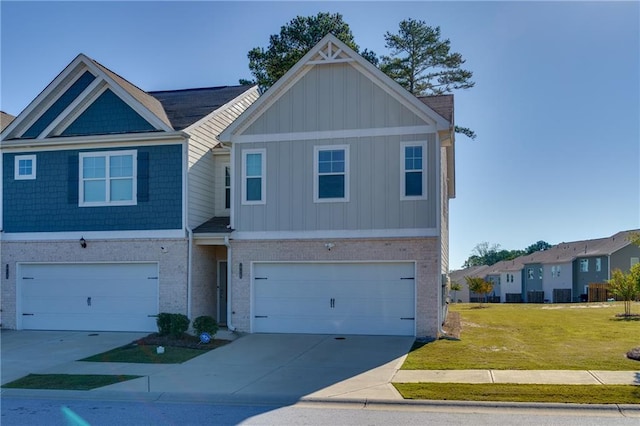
[{"left": 80, "top": 237, "right": 87, "bottom": 248}]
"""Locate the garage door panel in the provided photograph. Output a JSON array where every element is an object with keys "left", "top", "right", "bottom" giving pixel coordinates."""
[
  {"left": 253, "top": 263, "right": 415, "bottom": 336},
  {"left": 20, "top": 263, "right": 158, "bottom": 332}
]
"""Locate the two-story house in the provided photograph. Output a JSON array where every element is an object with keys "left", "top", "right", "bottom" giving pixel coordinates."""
[
  {"left": 218, "top": 35, "right": 456, "bottom": 337},
  {"left": 1, "top": 53, "right": 258, "bottom": 331}
]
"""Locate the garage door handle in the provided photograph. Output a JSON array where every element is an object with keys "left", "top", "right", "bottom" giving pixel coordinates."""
[
  {"left": 87, "top": 297, "right": 91, "bottom": 306},
  {"left": 22, "top": 313, "right": 34, "bottom": 316},
  {"left": 330, "top": 298, "right": 335, "bottom": 308},
  {"left": 255, "top": 315, "right": 268, "bottom": 318},
  {"left": 400, "top": 317, "right": 415, "bottom": 320}
]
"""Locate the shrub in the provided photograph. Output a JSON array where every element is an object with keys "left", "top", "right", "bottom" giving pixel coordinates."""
[
  {"left": 156, "top": 313, "right": 172, "bottom": 336},
  {"left": 193, "top": 316, "right": 219, "bottom": 337},
  {"left": 156, "top": 313, "right": 190, "bottom": 338}
]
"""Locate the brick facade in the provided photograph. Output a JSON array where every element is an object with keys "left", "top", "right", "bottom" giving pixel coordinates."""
[
  {"left": 0, "top": 238, "right": 188, "bottom": 329},
  {"left": 229, "top": 237, "right": 441, "bottom": 338}
]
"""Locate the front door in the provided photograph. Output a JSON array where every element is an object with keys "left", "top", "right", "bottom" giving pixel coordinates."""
[{"left": 218, "top": 261, "right": 228, "bottom": 325}]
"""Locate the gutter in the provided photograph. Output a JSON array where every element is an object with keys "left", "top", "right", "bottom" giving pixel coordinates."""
[{"left": 224, "top": 235, "right": 236, "bottom": 331}]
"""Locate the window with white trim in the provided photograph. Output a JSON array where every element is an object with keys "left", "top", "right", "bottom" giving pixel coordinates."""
[
  {"left": 14, "top": 155, "right": 36, "bottom": 180},
  {"left": 242, "top": 149, "right": 265, "bottom": 204},
  {"left": 527, "top": 268, "right": 534, "bottom": 280},
  {"left": 314, "top": 145, "right": 349, "bottom": 202},
  {"left": 401, "top": 142, "right": 427, "bottom": 199},
  {"left": 79, "top": 150, "right": 136, "bottom": 206},
  {"left": 595, "top": 258, "right": 601, "bottom": 272},
  {"left": 631, "top": 257, "right": 639, "bottom": 267}
]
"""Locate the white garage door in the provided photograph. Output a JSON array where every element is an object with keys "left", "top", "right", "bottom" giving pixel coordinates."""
[
  {"left": 253, "top": 262, "right": 415, "bottom": 336},
  {"left": 19, "top": 263, "right": 158, "bottom": 332}
]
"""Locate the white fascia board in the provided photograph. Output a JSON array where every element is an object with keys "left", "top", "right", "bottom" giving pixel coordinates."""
[
  {"left": 2, "top": 229, "right": 186, "bottom": 241},
  {"left": 1, "top": 55, "right": 92, "bottom": 140},
  {"left": 233, "top": 125, "right": 436, "bottom": 144},
  {"left": 1, "top": 131, "right": 188, "bottom": 151},
  {"left": 231, "top": 228, "right": 438, "bottom": 240}
]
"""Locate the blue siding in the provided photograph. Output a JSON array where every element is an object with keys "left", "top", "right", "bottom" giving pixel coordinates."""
[
  {"left": 22, "top": 72, "right": 96, "bottom": 139},
  {"left": 61, "top": 89, "right": 156, "bottom": 136},
  {"left": 3, "top": 145, "right": 183, "bottom": 232}
]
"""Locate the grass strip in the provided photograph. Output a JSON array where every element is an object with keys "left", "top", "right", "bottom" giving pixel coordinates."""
[
  {"left": 393, "top": 383, "right": 640, "bottom": 404},
  {"left": 2, "top": 374, "right": 142, "bottom": 390},
  {"left": 80, "top": 343, "right": 215, "bottom": 364}
]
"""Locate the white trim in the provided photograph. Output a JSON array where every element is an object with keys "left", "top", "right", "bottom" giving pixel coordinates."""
[
  {"left": 14, "top": 154, "right": 37, "bottom": 180},
  {"left": 232, "top": 228, "right": 438, "bottom": 240},
  {"left": 194, "top": 235, "right": 230, "bottom": 245},
  {"left": 233, "top": 125, "right": 435, "bottom": 144},
  {"left": 79, "top": 149, "right": 137, "bottom": 207},
  {"left": 38, "top": 77, "right": 105, "bottom": 138},
  {"left": 2, "top": 131, "right": 188, "bottom": 151},
  {"left": 1, "top": 229, "right": 185, "bottom": 241},
  {"left": 400, "top": 142, "right": 427, "bottom": 201},
  {"left": 230, "top": 147, "right": 235, "bottom": 230},
  {"left": 314, "top": 145, "right": 349, "bottom": 203},
  {"left": 241, "top": 148, "right": 266, "bottom": 205}
]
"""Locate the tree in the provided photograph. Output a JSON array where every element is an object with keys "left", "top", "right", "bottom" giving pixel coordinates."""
[
  {"left": 244, "top": 12, "right": 377, "bottom": 92},
  {"left": 525, "top": 241, "right": 552, "bottom": 254},
  {"left": 465, "top": 276, "right": 494, "bottom": 305},
  {"left": 380, "top": 18, "right": 476, "bottom": 139},
  {"left": 450, "top": 282, "right": 462, "bottom": 303},
  {"left": 608, "top": 264, "right": 640, "bottom": 317}
]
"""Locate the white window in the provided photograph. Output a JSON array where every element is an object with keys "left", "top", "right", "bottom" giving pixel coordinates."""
[
  {"left": 224, "top": 166, "right": 231, "bottom": 209},
  {"left": 595, "top": 258, "right": 601, "bottom": 272},
  {"left": 527, "top": 268, "right": 533, "bottom": 280},
  {"left": 632, "top": 257, "right": 639, "bottom": 267},
  {"left": 580, "top": 259, "right": 589, "bottom": 272},
  {"left": 242, "top": 149, "right": 266, "bottom": 205},
  {"left": 79, "top": 150, "right": 136, "bottom": 206},
  {"left": 314, "top": 145, "right": 349, "bottom": 202},
  {"left": 539, "top": 268, "right": 543, "bottom": 279},
  {"left": 557, "top": 265, "right": 561, "bottom": 277},
  {"left": 401, "top": 142, "right": 427, "bottom": 200},
  {"left": 14, "top": 155, "right": 36, "bottom": 180}
]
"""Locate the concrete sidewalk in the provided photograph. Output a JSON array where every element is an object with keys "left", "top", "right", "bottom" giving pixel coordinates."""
[{"left": 393, "top": 370, "right": 640, "bottom": 385}]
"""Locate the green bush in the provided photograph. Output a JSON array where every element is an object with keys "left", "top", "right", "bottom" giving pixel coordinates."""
[
  {"left": 156, "top": 313, "right": 190, "bottom": 338},
  {"left": 193, "top": 316, "right": 219, "bottom": 337},
  {"left": 156, "top": 313, "right": 172, "bottom": 336}
]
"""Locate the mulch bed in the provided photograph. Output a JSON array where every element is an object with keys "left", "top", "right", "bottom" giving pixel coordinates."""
[
  {"left": 134, "top": 333, "right": 230, "bottom": 350},
  {"left": 442, "top": 311, "right": 462, "bottom": 340}
]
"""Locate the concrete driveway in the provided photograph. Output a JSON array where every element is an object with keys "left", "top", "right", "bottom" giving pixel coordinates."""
[{"left": 1, "top": 331, "right": 414, "bottom": 402}]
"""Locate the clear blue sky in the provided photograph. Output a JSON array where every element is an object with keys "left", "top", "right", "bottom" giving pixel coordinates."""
[{"left": 2, "top": 1, "right": 638, "bottom": 269}]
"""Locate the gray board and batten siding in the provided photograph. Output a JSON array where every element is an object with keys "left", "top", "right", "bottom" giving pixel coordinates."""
[
  {"left": 233, "top": 61, "right": 440, "bottom": 234},
  {"left": 234, "top": 135, "right": 437, "bottom": 233}
]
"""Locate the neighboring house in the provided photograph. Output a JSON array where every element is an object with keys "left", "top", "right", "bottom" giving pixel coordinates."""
[
  {"left": 1, "top": 112, "right": 16, "bottom": 131},
  {"left": 449, "top": 265, "right": 489, "bottom": 303},
  {"left": 450, "top": 229, "right": 640, "bottom": 305},
  {"left": 1, "top": 53, "right": 258, "bottom": 331},
  {"left": 219, "top": 34, "right": 456, "bottom": 337}
]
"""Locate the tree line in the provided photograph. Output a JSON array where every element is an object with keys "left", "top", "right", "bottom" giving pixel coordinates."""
[
  {"left": 462, "top": 240, "right": 553, "bottom": 268},
  {"left": 240, "top": 12, "right": 476, "bottom": 140}
]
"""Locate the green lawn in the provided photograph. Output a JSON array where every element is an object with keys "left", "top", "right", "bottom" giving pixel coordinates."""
[
  {"left": 394, "top": 383, "right": 640, "bottom": 404},
  {"left": 80, "top": 343, "right": 222, "bottom": 364},
  {"left": 2, "top": 374, "right": 141, "bottom": 390},
  {"left": 403, "top": 302, "right": 640, "bottom": 370}
]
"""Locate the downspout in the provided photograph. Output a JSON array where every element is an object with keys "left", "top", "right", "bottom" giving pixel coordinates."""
[
  {"left": 187, "top": 228, "right": 193, "bottom": 320},
  {"left": 183, "top": 137, "right": 192, "bottom": 321},
  {"left": 224, "top": 235, "right": 235, "bottom": 331}
]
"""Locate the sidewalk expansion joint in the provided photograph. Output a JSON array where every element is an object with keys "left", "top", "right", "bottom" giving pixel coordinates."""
[
  {"left": 489, "top": 370, "right": 496, "bottom": 383},
  {"left": 587, "top": 370, "right": 605, "bottom": 385}
]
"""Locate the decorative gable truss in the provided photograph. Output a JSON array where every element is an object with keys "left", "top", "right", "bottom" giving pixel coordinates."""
[
  {"left": 307, "top": 39, "right": 354, "bottom": 65},
  {"left": 2, "top": 54, "right": 174, "bottom": 142}
]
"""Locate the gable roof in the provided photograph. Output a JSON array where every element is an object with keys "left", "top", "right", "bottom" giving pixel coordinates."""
[
  {"left": 418, "top": 95, "right": 454, "bottom": 124},
  {"left": 219, "top": 34, "right": 453, "bottom": 142},
  {"left": 150, "top": 86, "right": 254, "bottom": 131},
  {"left": 0, "top": 111, "right": 16, "bottom": 131},
  {"left": 1, "top": 54, "right": 176, "bottom": 142}
]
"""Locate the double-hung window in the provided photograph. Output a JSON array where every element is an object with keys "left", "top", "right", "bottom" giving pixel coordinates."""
[
  {"left": 314, "top": 145, "right": 349, "bottom": 202},
  {"left": 580, "top": 259, "right": 589, "bottom": 272},
  {"left": 242, "top": 149, "right": 266, "bottom": 204},
  {"left": 14, "top": 155, "right": 37, "bottom": 180},
  {"left": 79, "top": 150, "right": 136, "bottom": 206},
  {"left": 401, "top": 142, "right": 427, "bottom": 200}
]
